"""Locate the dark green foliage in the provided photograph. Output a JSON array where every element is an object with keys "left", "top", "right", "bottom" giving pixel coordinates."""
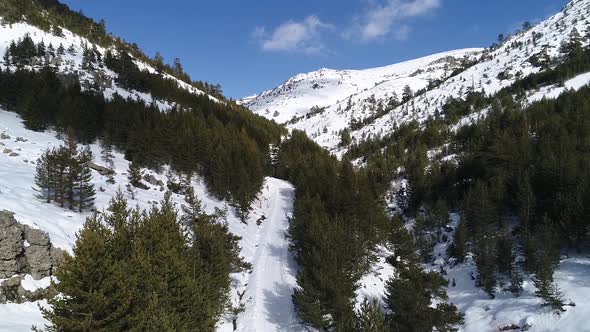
[
  {"left": 509, "top": 263, "right": 524, "bottom": 297},
  {"left": 34, "top": 132, "right": 95, "bottom": 212},
  {"left": 496, "top": 231, "right": 513, "bottom": 274},
  {"left": 475, "top": 235, "right": 497, "bottom": 298},
  {"left": 0, "top": 65, "right": 282, "bottom": 214},
  {"left": 278, "top": 131, "right": 388, "bottom": 329},
  {"left": 532, "top": 218, "right": 565, "bottom": 312},
  {"left": 385, "top": 264, "right": 463, "bottom": 332},
  {"left": 43, "top": 192, "right": 245, "bottom": 331},
  {"left": 448, "top": 221, "right": 467, "bottom": 263},
  {"left": 355, "top": 299, "right": 387, "bottom": 332},
  {"left": 127, "top": 161, "right": 145, "bottom": 189}
]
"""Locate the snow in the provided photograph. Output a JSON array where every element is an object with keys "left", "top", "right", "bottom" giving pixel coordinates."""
[
  {"left": 355, "top": 245, "right": 395, "bottom": 310},
  {"left": 424, "top": 214, "right": 590, "bottom": 332},
  {"left": 218, "top": 179, "right": 302, "bottom": 332},
  {"left": 527, "top": 71, "right": 590, "bottom": 104},
  {"left": 0, "top": 109, "right": 301, "bottom": 331},
  {"left": 20, "top": 275, "right": 53, "bottom": 293},
  {"left": 442, "top": 256, "right": 590, "bottom": 332},
  {"left": 0, "top": 300, "right": 49, "bottom": 332}
]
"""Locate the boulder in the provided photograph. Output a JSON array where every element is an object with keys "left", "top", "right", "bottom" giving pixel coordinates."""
[
  {"left": 87, "top": 161, "right": 115, "bottom": 176},
  {"left": 0, "top": 211, "right": 26, "bottom": 278},
  {"left": 0, "top": 211, "right": 66, "bottom": 279},
  {"left": 144, "top": 174, "right": 164, "bottom": 187},
  {"left": 0, "top": 276, "right": 52, "bottom": 304}
]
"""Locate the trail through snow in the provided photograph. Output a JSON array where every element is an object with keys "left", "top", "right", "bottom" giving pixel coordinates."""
[{"left": 223, "top": 179, "right": 302, "bottom": 332}]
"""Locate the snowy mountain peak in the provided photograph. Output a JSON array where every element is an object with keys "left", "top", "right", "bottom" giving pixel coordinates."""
[
  {"left": 243, "top": 0, "right": 590, "bottom": 153},
  {"left": 241, "top": 48, "right": 483, "bottom": 124}
]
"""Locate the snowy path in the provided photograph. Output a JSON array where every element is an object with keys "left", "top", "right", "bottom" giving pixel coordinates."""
[{"left": 235, "top": 178, "right": 302, "bottom": 332}]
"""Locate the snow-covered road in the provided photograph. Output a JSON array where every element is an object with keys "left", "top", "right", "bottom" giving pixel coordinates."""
[{"left": 236, "top": 178, "right": 301, "bottom": 332}]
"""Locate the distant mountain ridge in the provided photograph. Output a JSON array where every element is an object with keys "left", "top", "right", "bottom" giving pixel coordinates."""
[{"left": 243, "top": 0, "right": 590, "bottom": 153}]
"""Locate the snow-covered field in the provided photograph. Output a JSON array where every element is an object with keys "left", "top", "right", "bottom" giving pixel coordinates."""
[
  {"left": 434, "top": 215, "right": 590, "bottom": 332},
  {"left": 445, "top": 256, "right": 590, "bottom": 332},
  {"left": 0, "top": 109, "right": 301, "bottom": 331}
]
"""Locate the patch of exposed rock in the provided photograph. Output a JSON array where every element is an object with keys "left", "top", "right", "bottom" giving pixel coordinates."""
[{"left": 0, "top": 210, "right": 65, "bottom": 303}]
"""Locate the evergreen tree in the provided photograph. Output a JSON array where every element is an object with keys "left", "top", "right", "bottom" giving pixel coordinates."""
[
  {"left": 355, "top": 299, "right": 386, "bottom": 332},
  {"left": 385, "top": 264, "right": 463, "bottom": 332},
  {"left": 33, "top": 137, "right": 95, "bottom": 212},
  {"left": 402, "top": 85, "right": 413, "bottom": 103},
  {"left": 449, "top": 220, "right": 467, "bottom": 263},
  {"left": 475, "top": 235, "right": 497, "bottom": 298},
  {"left": 532, "top": 217, "right": 565, "bottom": 312},
  {"left": 509, "top": 262, "right": 524, "bottom": 297},
  {"left": 34, "top": 150, "right": 52, "bottom": 203},
  {"left": 76, "top": 147, "right": 96, "bottom": 212},
  {"left": 127, "top": 161, "right": 144, "bottom": 188}
]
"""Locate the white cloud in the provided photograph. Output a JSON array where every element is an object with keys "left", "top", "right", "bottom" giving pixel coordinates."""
[
  {"left": 253, "top": 15, "right": 332, "bottom": 54},
  {"left": 353, "top": 0, "right": 440, "bottom": 41}
]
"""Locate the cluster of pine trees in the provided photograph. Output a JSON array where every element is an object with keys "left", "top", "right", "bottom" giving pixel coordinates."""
[
  {"left": 35, "top": 130, "right": 95, "bottom": 212},
  {"left": 276, "top": 131, "right": 462, "bottom": 331},
  {"left": 0, "top": 62, "right": 282, "bottom": 216},
  {"left": 41, "top": 190, "right": 246, "bottom": 331}
]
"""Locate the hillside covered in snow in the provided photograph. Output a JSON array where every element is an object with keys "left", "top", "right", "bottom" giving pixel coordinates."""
[{"left": 244, "top": 0, "right": 590, "bottom": 153}]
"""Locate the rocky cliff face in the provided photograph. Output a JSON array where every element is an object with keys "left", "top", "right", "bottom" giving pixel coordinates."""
[{"left": 0, "top": 210, "right": 65, "bottom": 303}]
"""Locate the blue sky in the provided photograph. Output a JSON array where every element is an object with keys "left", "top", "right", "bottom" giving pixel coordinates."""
[{"left": 61, "top": 0, "right": 567, "bottom": 99}]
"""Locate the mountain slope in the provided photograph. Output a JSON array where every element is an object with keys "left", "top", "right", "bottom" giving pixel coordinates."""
[
  {"left": 244, "top": 0, "right": 590, "bottom": 153},
  {"left": 243, "top": 48, "right": 482, "bottom": 125}
]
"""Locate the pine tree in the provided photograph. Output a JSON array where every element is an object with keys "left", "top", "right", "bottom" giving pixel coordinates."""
[
  {"left": 42, "top": 213, "right": 120, "bottom": 330},
  {"left": 76, "top": 147, "right": 96, "bottom": 212},
  {"left": 532, "top": 217, "right": 565, "bottom": 312},
  {"left": 33, "top": 136, "right": 95, "bottom": 212},
  {"left": 34, "top": 150, "right": 51, "bottom": 202},
  {"left": 128, "top": 161, "right": 143, "bottom": 188},
  {"left": 475, "top": 234, "right": 497, "bottom": 298},
  {"left": 496, "top": 231, "right": 513, "bottom": 274},
  {"left": 509, "top": 262, "right": 524, "bottom": 297},
  {"left": 386, "top": 264, "right": 463, "bottom": 332},
  {"left": 355, "top": 299, "right": 386, "bottom": 332},
  {"left": 402, "top": 85, "right": 413, "bottom": 103},
  {"left": 100, "top": 135, "right": 115, "bottom": 170},
  {"left": 449, "top": 220, "right": 467, "bottom": 263}
]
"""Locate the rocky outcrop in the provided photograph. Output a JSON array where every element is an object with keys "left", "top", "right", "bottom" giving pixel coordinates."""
[
  {"left": 0, "top": 210, "right": 65, "bottom": 279},
  {"left": 0, "top": 276, "right": 55, "bottom": 304},
  {"left": 143, "top": 174, "right": 164, "bottom": 187},
  {"left": 87, "top": 161, "right": 115, "bottom": 176}
]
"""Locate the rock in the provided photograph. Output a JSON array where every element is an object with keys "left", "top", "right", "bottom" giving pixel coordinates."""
[
  {"left": 499, "top": 324, "right": 520, "bottom": 331},
  {"left": 0, "top": 133, "right": 10, "bottom": 140},
  {"left": 8, "top": 152, "right": 19, "bottom": 157},
  {"left": 0, "top": 276, "right": 52, "bottom": 304},
  {"left": 0, "top": 211, "right": 26, "bottom": 278},
  {"left": 2, "top": 148, "right": 12, "bottom": 154},
  {"left": 0, "top": 211, "right": 66, "bottom": 279},
  {"left": 143, "top": 174, "right": 164, "bottom": 187},
  {"left": 87, "top": 161, "right": 115, "bottom": 176},
  {"left": 15, "top": 137, "right": 28, "bottom": 143}
]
